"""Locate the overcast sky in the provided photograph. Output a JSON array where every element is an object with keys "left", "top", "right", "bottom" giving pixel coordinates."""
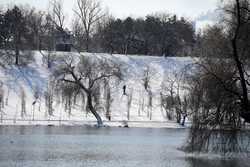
[{"left": 0, "top": 0, "right": 219, "bottom": 29}]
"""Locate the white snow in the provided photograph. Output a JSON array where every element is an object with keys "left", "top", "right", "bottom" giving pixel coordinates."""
[{"left": 0, "top": 51, "right": 194, "bottom": 128}]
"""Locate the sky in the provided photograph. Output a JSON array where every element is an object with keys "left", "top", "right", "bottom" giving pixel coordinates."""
[{"left": 0, "top": 0, "right": 220, "bottom": 30}]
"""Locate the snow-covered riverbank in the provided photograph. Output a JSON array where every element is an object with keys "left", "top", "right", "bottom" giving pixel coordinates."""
[
  {"left": 0, "top": 119, "right": 191, "bottom": 128},
  {"left": 0, "top": 51, "right": 194, "bottom": 127}
]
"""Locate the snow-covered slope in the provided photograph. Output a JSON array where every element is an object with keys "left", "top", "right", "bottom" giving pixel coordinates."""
[{"left": 0, "top": 51, "right": 194, "bottom": 127}]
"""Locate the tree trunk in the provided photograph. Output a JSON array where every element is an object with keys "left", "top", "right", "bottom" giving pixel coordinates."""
[
  {"left": 233, "top": 0, "right": 250, "bottom": 123},
  {"left": 87, "top": 93, "right": 103, "bottom": 127},
  {"left": 15, "top": 49, "right": 19, "bottom": 66},
  {"left": 86, "top": 33, "right": 90, "bottom": 52},
  {"left": 144, "top": 40, "right": 149, "bottom": 55},
  {"left": 15, "top": 31, "right": 21, "bottom": 66},
  {"left": 176, "top": 107, "right": 181, "bottom": 124},
  {"left": 181, "top": 115, "right": 186, "bottom": 126},
  {"left": 15, "top": 39, "right": 19, "bottom": 65},
  {"left": 38, "top": 35, "right": 42, "bottom": 51},
  {"left": 47, "top": 53, "right": 51, "bottom": 68}
]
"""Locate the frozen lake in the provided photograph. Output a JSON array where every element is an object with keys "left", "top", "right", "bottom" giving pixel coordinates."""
[{"left": 0, "top": 126, "right": 249, "bottom": 167}]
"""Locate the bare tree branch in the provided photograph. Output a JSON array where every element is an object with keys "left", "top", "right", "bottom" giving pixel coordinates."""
[{"left": 73, "top": 0, "right": 104, "bottom": 51}]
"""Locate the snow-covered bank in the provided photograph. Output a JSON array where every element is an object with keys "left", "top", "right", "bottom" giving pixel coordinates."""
[
  {"left": 0, "top": 119, "right": 191, "bottom": 128},
  {"left": 0, "top": 51, "right": 194, "bottom": 127}
]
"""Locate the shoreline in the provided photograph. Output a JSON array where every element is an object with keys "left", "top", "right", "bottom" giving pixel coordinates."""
[{"left": 0, "top": 119, "right": 191, "bottom": 129}]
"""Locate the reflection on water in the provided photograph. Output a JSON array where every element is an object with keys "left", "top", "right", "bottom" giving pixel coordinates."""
[
  {"left": 0, "top": 126, "right": 249, "bottom": 167},
  {"left": 186, "top": 157, "right": 244, "bottom": 167}
]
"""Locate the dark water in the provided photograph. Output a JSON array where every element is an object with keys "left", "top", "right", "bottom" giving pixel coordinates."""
[{"left": 0, "top": 126, "right": 249, "bottom": 167}]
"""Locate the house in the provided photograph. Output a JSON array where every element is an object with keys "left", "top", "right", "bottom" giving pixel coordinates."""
[{"left": 55, "top": 27, "right": 72, "bottom": 52}]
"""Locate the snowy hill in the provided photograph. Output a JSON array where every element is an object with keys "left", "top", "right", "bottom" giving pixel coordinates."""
[{"left": 0, "top": 51, "right": 194, "bottom": 127}]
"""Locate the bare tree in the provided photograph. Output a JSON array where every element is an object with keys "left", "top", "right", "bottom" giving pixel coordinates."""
[
  {"left": 228, "top": 0, "right": 250, "bottom": 122},
  {"left": 182, "top": 19, "right": 250, "bottom": 152},
  {"left": 50, "top": 0, "right": 65, "bottom": 30},
  {"left": 55, "top": 81, "right": 81, "bottom": 118},
  {"left": 71, "top": 18, "right": 85, "bottom": 51},
  {"left": 45, "top": 81, "right": 54, "bottom": 116},
  {"left": 5, "top": 88, "right": 9, "bottom": 106},
  {"left": 127, "top": 89, "right": 133, "bottom": 121},
  {"left": 20, "top": 88, "right": 26, "bottom": 118},
  {"left": 184, "top": 63, "right": 244, "bottom": 154},
  {"left": 73, "top": 0, "right": 104, "bottom": 51},
  {"left": 141, "top": 65, "right": 158, "bottom": 120},
  {"left": 32, "top": 86, "right": 41, "bottom": 121},
  {"left": 54, "top": 55, "right": 122, "bottom": 126},
  {"left": 104, "top": 79, "right": 112, "bottom": 121},
  {"left": 161, "top": 71, "right": 184, "bottom": 123},
  {"left": 40, "top": 14, "right": 56, "bottom": 68},
  {"left": 39, "top": 0, "right": 66, "bottom": 68},
  {"left": 137, "top": 90, "right": 145, "bottom": 116},
  {"left": 142, "top": 66, "right": 152, "bottom": 91},
  {"left": 160, "top": 93, "right": 173, "bottom": 120},
  {"left": 181, "top": 96, "right": 188, "bottom": 126},
  {"left": 4, "top": 6, "right": 27, "bottom": 65},
  {"left": 23, "top": 8, "right": 45, "bottom": 50},
  {"left": 147, "top": 89, "right": 153, "bottom": 120}
]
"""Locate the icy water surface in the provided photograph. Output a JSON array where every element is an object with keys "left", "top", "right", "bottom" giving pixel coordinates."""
[{"left": 0, "top": 126, "right": 249, "bottom": 167}]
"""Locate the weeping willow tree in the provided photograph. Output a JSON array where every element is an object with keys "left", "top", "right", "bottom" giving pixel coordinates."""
[
  {"left": 53, "top": 54, "right": 122, "bottom": 127},
  {"left": 55, "top": 81, "right": 82, "bottom": 117},
  {"left": 185, "top": 0, "right": 250, "bottom": 154},
  {"left": 183, "top": 59, "right": 249, "bottom": 154},
  {"left": 184, "top": 0, "right": 250, "bottom": 154}
]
